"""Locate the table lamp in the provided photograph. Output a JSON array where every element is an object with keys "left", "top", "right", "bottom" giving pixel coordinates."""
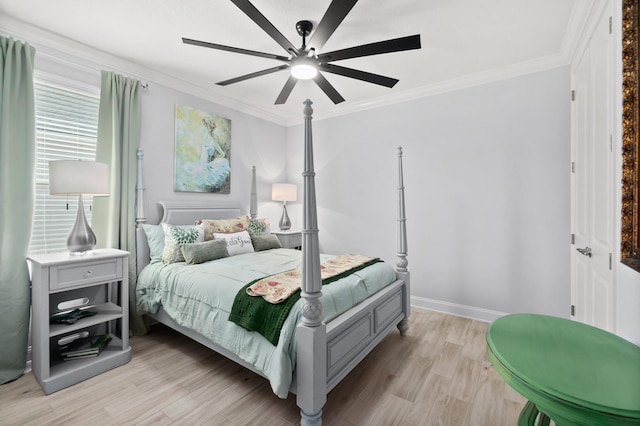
[
  {"left": 49, "top": 160, "right": 110, "bottom": 255},
  {"left": 272, "top": 183, "right": 297, "bottom": 231}
]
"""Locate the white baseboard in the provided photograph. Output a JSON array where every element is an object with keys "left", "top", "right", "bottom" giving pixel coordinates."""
[{"left": 411, "top": 295, "right": 508, "bottom": 323}]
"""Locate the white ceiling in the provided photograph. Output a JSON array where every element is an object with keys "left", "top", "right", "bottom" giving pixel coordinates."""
[{"left": 0, "top": 0, "right": 592, "bottom": 125}]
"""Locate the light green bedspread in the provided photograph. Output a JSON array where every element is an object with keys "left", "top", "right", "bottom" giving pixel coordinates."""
[{"left": 135, "top": 248, "right": 397, "bottom": 398}]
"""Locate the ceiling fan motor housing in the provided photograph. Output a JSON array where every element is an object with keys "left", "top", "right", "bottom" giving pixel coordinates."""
[{"left": 296, "top": 20, "right": 313, "bottom": 38}]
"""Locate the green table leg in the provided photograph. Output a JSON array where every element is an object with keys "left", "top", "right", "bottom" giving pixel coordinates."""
[
  {"left": 518, "top": 401, "right": 552, "bottom": 426},
  {"left": 538, "top": 413, "right": 551, "bottom": 426},
  {"left": 518, "top": 401, "right": 540, "bottom": 426}
]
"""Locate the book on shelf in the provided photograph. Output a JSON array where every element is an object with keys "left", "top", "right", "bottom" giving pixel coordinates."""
[
  {"left": 50, "top": 308, "right": 97, "bottom": 325},
  {"left": 60, "top": 334, "right": 112, "bottom": 360}
]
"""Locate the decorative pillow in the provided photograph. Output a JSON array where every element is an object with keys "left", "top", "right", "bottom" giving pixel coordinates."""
[
  {"left": 162, "top": 223, "right": 204, "bottom": 264},
  {"left": 180, "top": 239, "right": 229, "bottom": 265},
  {"left": 251, "top": 234, "right": 282, "bottom": 252},
  {"left": 142, "top": 224, "right": 165, "bottom": 264},
  {"left": 213, "top": 231, "right": 254, "bottom": 256},
  {"left": 248, "top": 217, "right": 271, "bottom": 236},
  {"left": 195, "top": 215, "right": 249, "bottom": 240}
]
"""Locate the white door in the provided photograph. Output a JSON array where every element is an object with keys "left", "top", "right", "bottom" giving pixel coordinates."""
[{"left": 571, "top": 4, "right": 615, "bottom": 332}]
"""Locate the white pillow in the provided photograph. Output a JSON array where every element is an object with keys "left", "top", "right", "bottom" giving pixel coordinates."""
[{"left": 213, "top": 230, "right": 254, "bottom": 256}]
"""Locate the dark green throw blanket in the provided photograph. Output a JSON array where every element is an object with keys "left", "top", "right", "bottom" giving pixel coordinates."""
[{"left": 229, "top": 258, "right": 381, "bottom": 345}]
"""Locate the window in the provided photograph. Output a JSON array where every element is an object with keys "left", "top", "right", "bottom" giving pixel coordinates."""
[{"left": 29, "top": 81, "right": 100, "bottom": 255}]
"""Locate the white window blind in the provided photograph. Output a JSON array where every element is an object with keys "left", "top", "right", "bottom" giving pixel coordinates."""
[{"left": 29, "top": 81, "right": 100, "bottom": 255}]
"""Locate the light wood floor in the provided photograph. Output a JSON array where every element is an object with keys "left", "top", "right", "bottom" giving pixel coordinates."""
[{"left": 0, "top": 309, "right": 526, "bottom": 425}]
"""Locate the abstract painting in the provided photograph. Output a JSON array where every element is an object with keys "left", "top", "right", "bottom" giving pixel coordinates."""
[{"left": 174, "top": 105, "right": 231, "bottom": 193}]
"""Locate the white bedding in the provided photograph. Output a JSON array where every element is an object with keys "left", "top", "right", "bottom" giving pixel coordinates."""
[{"left": 135, "top": 248, "right": 397, "bottom": 397}]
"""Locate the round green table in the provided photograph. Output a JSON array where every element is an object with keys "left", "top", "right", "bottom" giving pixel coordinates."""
[{"left": 486, "top": 314, "right": 640, "bottom": 426}]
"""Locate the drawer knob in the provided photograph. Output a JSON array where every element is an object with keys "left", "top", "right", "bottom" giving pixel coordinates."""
[{"left": 84, "top": 269, "right": 93, "bottom": 277}]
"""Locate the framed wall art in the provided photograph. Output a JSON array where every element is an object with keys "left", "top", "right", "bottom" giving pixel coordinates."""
[
  {"left": 622, "top": 0, "right": 640, "bottom": 271},
  {"left": 174, "top": 105, "right": 231, "bottom": 193}
]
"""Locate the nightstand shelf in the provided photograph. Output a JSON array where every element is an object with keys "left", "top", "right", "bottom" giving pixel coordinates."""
[
  {"left": 49, "top": 303, "right": 123, "bottom": 337},
  {"left": 28, "top": 248, "right": 132, "bottom": 395},
  {"left": 273, "top": 230, "right": 302, "bottom": 249},
  {"left": 49, "top": 335, "right": 124, "bottom": 373},
  {"left": 44, "top": 335, "right": 128, "bottom": 394}
]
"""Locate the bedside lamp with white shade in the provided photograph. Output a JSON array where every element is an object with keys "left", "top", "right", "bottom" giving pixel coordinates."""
[
  {"left": 49, "top": 160, "right": 110, "bottom": 255},
  {"left": 272, "top": 183, "right": 297, "bottom": 231}
]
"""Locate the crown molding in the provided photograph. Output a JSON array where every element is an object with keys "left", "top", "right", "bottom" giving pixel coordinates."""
[
  {"left": 0, "top": 16, "right": 290, "bottom": 126},
  {"left": 562, "top": 0, "right": 615, "bottom": 71},
  {"left": 306, "top": 1, "right": 597, "bottom": 127},
  {"left": 560, "top": 0, "right": 598, "bottom": 65},
  {"left": 302, "top": 52, "right": 569, "bottom": 127},
  {"left": 2, "top": 10, "right": 587, "bottom": 128}
]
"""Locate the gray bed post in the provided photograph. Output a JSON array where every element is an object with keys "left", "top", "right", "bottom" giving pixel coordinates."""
[
  {"left": 135, "top": 149, "right": 148, "bottom": 276},
  {"left": 396, "top": 146, "right": 410, "bottom": 336},
  {"left": 250, "top": 165, "right": 257, "bottom": 219},
  {"left": 135, "top": 149, "right": 147, "bottom": 227},
  {"left": 296, "top": 99, "right": 326, "bottom": 426}
]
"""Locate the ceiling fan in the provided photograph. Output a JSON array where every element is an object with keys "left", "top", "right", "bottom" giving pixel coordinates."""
[{"left": 182, "top": 0, "right": 421, "bottom": 105}]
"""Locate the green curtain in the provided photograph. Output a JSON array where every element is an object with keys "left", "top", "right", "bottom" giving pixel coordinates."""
[
  {"left": 0, "top": 37, "right": 36, "bottom": 384},
  {"left": 92, "top": 71, "right": 145, "bottom": 335}
]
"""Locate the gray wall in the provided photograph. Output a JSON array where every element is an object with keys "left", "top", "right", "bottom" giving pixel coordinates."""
[
  {"left": 11, "top": 13, "right": 637, "bottom": 340},
  {"left": 616, "top": 265, "right": 640, "bottom": 344},
  {"left": 32, "top": 47, "right": 289, "bottom": 235},
  {"left": 33, "top": 40, "right": 576, "bottom": 323},
  {"left": 139, "top": 83, "right": 287, "bottom": 225},
  {"left": 286, "top": 67, "right": 571, "bottom": 320}
]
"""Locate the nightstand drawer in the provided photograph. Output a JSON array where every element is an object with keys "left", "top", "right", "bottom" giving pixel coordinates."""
[
  {"left": 288, "top": 233, "right": 302, "bottom": 247},
  {"left": 50, "top": 258, "right": 123, "bottom": 291},
  {"left": 274, "top": 231, "right": 302, "bottom": 249}
]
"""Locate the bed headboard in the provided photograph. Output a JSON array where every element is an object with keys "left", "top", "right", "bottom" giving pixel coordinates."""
[
  {"left": 158, "top": 201, "right": 242, "bottom": 225},
  {"left": 135, "top": 201, "right": 243, "bottom": 275},
  {"left": 135, "top": 151, "right": 257, "bottom": 275}
]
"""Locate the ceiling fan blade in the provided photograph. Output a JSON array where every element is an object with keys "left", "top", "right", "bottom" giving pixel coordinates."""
[
  {"left": 183, "top": 38, "right": 289, "bottom": 61},
  {"left": 318, "top": 34, "right": 421, "bottom": 62},
  {"left": 217, "top": 65, "right": 289, "bottom": 86},
  {"left": 313, "top": 73, "right": 345, "bottom": 104},
  {"left": 320, "top": 64, "right": 398, "bottom": 88},
  {"left": 307, "top": 0, "right": 358, "bottom": 50},
  {"left": 231, "top": 0, "right": 299, "bottom": 55},
  {"left": 275, "top": 76, "right": 298, "bottom": 105}
]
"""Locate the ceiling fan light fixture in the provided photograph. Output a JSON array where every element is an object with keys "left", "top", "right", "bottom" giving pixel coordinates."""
[{"left": 291, "top": 62, "right": 318, "bottom": 80}]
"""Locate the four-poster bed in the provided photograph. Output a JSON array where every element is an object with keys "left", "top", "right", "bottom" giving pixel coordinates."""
[{"left": 133, "top": 100, "right": 409, "bottom": 425}]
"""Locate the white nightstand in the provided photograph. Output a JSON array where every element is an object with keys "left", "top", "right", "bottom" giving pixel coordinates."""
[
  {"left": 273, "top": 230, "right": 302, "bottom": 249},
  {"left": 27, "top": 248, "right": 132, "bottom": 394}
]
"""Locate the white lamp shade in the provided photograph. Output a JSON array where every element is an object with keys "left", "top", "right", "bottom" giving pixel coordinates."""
[
  {"left": 272, "top": 183, "right": 297, "bottom": 202},
  {"left": 49, "top": 160, "right": 110, "bottom": 196}
]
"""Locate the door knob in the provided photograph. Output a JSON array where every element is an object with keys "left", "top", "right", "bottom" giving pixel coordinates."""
[{"left": 576, "top": 247, "right": 592, "bottom": 257}]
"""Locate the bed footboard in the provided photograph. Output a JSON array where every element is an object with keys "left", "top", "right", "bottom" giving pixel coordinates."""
[{"left": 325, "top": 278, "right": 408, "bottom": 391}]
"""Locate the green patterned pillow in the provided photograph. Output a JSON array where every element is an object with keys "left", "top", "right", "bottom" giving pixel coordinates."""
[
  {"left": 248, "top": 217, "right": 271, "bottom": 236},
  {"left": 162, "top": 223, "right": 204, "bottom": 264}
]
